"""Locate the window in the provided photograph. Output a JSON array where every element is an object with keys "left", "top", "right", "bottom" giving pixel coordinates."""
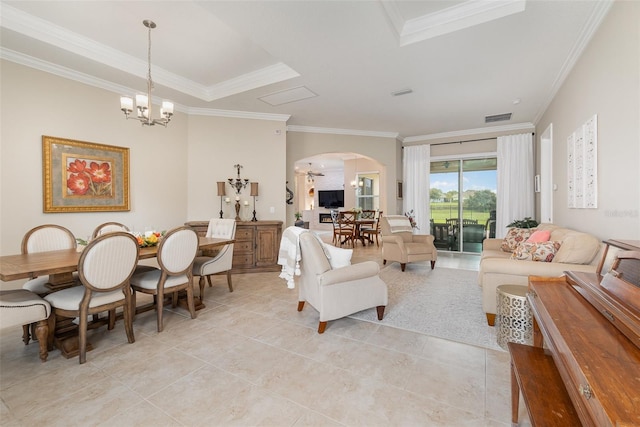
[{"left": 355, "top": 172, "right": 379, "bottom": 210}]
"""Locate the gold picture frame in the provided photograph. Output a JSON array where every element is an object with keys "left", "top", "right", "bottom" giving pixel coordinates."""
[{"left": 42, "top": 136, "right": 130, "bottom": 212}]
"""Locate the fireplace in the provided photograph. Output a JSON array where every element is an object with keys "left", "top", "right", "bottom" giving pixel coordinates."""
[{"left": 319, "top": 213, "right": 333, "bottom": 223}]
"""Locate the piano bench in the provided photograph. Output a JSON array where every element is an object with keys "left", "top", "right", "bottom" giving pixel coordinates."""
[{"left": 508, "top": 342, "right": 580, "bottom": 426}]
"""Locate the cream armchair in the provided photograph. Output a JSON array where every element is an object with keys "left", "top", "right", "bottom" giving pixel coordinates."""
[
  {"left": 296, "top": 231, "right": 388, "bottom": 333},
  {"left": 380, "top": 215, "right": 437, "bottom": 271}
]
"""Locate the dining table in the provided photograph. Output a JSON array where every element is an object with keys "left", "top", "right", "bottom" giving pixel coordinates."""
[{"left": 0, "top": 236, "right": 234, "bottom": 358}]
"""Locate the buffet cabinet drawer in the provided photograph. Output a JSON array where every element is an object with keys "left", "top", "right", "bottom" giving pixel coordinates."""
[
  {"left": 232, "top": 253, "right": 254, "bottom": 267},
  {"left": 234, "top": 240, "right": 254, "bottom": 253}
]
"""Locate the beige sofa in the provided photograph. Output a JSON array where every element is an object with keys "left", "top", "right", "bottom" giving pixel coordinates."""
[{"left": 479, "top": 223, "right": 604, "bottom": 325}]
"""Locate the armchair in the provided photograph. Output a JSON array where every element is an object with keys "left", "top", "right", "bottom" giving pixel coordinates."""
[
  {"left": 296, "top": 231, "right": 387, "bottom": 333},
  {"left": 380, "top": 215, "right": 437, "bottom": 271}
]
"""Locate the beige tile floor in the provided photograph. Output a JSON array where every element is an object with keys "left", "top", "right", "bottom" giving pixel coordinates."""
[{"left": 0, "top": 235, "right": 532, "bottom": 426}]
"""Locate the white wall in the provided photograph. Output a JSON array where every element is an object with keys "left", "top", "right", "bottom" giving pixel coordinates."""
[
  {"left": 536, "top": 1, "right": 640, "bottom": 240},
  {"left": 186, "top": 115, "right": 287, "bottom": 222},
  {"left": 0, "top": 61, "right": 288, "bottom": 273}
]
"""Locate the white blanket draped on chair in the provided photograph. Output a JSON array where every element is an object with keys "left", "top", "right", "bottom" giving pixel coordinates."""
[{"left": 277, "top": 226, "right": 306, "bottom": 289}]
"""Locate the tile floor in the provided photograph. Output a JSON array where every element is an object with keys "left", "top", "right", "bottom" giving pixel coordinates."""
[{"left": 0, "top": 236, "right": 532, "bottom": 426}]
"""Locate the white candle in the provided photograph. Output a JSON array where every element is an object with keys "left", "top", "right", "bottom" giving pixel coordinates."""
[
  {"left": 244, "top": 200, "right": 249, "bottom": 206},
  {"left": 235, "top": 196, "right": 240, "bottom": 201},
  {"left": 225, "top": 197, "right": 230, "bottom": 203}
]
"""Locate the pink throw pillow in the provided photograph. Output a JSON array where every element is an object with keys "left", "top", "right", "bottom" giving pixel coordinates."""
[{"left": 526, "top": 230, "right": 551, "bottom": 243}]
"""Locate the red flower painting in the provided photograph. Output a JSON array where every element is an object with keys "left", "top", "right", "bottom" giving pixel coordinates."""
[{"left": 66, "top": 158, "right": 112, "bottom": 196}]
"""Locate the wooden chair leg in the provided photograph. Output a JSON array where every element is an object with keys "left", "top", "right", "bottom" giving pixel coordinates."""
[
  {"left": 297, "top": 301, "right": 305, "bottom": 311},
  {"left": 108, "top": 309, "right": 116, "bottom": 330},
  {"left": 198, "top": 275, "right": 205, "bottom": 302},
  {"left": 34, "top": 319, "right": 49, "bottom": 362},
  {"left": 185, "top": 285, "right": 197, "bottom": 320},
  {"left": 78, "top": 309, "right": 87, "bottom": 364},
  {"left": 486, "top": 313, "right": 496, "bottom": 326},
  {"left": 156, "top": 290, "right": 164, "bottom": 332},
  {"left": 376, "top": 305, "right": 385, "bottom": 320},
  {"left": 431, "top": 260, "right": 436, "bottom": 269},
  {"left": 318, "top": 321, "right": 327, "bottom": 334},
  {"left": 46, "top": 312, "right": 56, "bottom": 351},
  {"left": 226, "top": 271, "right": 233, "bottom": 292},
  {"left": 207, "top": 275, "right": 213, "bottom": 288},
  {"left": 22, "top": 324, "right": 31, "bottom": 345},
  {"left": 123, "top": 295, "right": 135, "bottom": 344}
]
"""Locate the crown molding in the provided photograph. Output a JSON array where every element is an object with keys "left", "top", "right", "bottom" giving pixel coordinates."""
[
  {"left": 381, "top": 0, "right": 526, "bottom": 47},
  {"left": 0, "top": 4, "right": 298, "bottom": 102},
  {"left": 533, "top": 0, "right": 613, "bottom": 124},
  {"left": 402, "top": 122, "right": 535, "bottom": 144},
  {"left": 187, "top": 107, "right": 290, "bottom": 122},
  {"left": 287, "top": 125, "right": 399, "bottom": 139}
]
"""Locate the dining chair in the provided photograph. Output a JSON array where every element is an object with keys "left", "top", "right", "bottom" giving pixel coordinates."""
[
  {"left": 129, "top": 226, "right": 199, "bottom": 332},
  {"left": 360, "top": 211, "right": 383, "bottom": 246},
  {"left": 192, "top": 218, "right": 236, "bottom": 301},
  {"left": 21, "top": 224, "right": 78, "bottom": 295},
  {"left": 330, "top": 210, "right": 341, "bottom": 245},
  {"left": 336, "top": 211, "right": 356, "bottom": 247},
  {"left": 44, "top": 232, "right": 139, "bottom": 364},
  {"left": 360, "top": 210, "right": 376, "bottom": 220},
  {"left": 20, "top": 224, "right": 78, "bottom": 345},
  {"left": 0, "top": 290, "right": 52, "bottom": 362},
  {"left": 91, "top": 221, "right": 130, "bottom": 239}
]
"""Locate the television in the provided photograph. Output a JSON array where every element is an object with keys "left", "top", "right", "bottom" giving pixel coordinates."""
[{"left": 318, "top": 190, "right": 344, "bottom": 209}]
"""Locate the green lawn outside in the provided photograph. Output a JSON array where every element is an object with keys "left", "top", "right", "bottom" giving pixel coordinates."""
[{"left": 430, "top": 202, "right": 491, "bottom": 225}]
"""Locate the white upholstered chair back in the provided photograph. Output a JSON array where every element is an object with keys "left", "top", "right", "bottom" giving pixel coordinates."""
[
  {"left": 206, "top": 218, "right": 236, "bottom": 240},
  {"left": 22, "top": 224, "right": 76, "bottom": 254},
  {"left": 158, "top": 227, "right": 199, "bottom": 274},
  {"left": 92, "top": 222, "right": 130, "bottom": 239},
  {"left": 79, "top": 232, "right": 139, "bottom": 291}
]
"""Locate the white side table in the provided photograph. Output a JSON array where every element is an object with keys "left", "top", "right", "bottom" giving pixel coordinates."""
[{"left": 496, "top": 284, "right": 533, "bottom": 350}]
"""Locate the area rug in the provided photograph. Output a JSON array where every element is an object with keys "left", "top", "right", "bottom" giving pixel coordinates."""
[{"left": 349, "top": 265, "right": 503, "bottom": 351}]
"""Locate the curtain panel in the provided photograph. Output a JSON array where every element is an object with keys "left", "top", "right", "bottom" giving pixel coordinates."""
[
  {"left": 403, "top": 144, "right": 430, "bottom": 234},
  {"left": 496, "top": 133, "right": 534, "bottom": 238}
]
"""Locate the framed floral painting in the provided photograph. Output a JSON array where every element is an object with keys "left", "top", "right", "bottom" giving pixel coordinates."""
[{"left": 42, "top": 136, "right": 130, "bottom": 212}]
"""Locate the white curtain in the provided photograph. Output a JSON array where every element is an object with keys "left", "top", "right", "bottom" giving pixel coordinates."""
[
  {"left": 403, "top": 144, "right": 430, "bottom": 234},
  {"left": 496, "top": 133, "right": 534, "bottom": 238}
]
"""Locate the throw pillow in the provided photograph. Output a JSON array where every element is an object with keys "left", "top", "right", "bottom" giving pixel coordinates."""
[
  {"left": 323, "top": 243, "right": 353, "bottom": 269},
  {"left": 501, "top": 227, "right": 535, "bottom": 252},
  {"left": 511, "top": 241, "right": 562, "bottom": 262},
  {"left": 526, "top": 230, "right": 551, "bottom": 243}
]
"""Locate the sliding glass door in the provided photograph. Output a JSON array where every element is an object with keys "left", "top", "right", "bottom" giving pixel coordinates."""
[{"left": 430, "top": 157, "right": 497, "bottom": 253}]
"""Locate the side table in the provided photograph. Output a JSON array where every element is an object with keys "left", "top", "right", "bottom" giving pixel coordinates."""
[{"left": 496, "top": 284, "right": 533, "bottom": 350}]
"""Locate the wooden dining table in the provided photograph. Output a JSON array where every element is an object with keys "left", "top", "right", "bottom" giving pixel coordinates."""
[
  {"left": 0, "top": 236, "right": 233, "bottom": 285},
  {"left": 0, "top": 236, "right": 234, "bottom": 358}
]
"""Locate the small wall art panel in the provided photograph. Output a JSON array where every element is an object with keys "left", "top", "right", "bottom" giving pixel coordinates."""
[{"left": 567, "top": 115, "right": 597, "bottom": 209}]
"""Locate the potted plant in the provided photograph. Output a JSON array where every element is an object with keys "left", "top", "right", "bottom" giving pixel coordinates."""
[
  {"left": 294, "top": 211, "right": 304, "bottom": 227},
  {"left": 506, "top": 217, "right": 538, "bottom": 229}
]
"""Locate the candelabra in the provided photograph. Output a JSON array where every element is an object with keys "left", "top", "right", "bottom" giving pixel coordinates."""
[
  {"left": 216, "top": 182, "right": 226, "bottom": 219},
  {"left": 250, "top": 182, "right": 259, "bottom": 221},
  {"left": 228, "top": 164, "right": 249, "bottom": 194}
]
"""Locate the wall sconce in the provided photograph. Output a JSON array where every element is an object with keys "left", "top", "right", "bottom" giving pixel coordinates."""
[
  {"left": 217, "top": 182, "right": 226, "bottom": 219},
  {"left": 228, "top": 164, "right": 249, "bottom": 194},
  {"left": 250, "top": 182, "right": 259, "bottom": 222}
]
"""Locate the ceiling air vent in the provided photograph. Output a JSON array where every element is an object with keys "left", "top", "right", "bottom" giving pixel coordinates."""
[{"left": 485, "top": 113, "right": 512, "bottom": 123}]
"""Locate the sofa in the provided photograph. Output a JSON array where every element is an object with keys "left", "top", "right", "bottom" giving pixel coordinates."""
[{"left": 479, "top": 223, "right": 605, "bottom": 325}]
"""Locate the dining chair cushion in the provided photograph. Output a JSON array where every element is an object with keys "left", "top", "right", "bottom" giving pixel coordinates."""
[
  {"left": 0, "top": 290, "right": 51, "bottom": 328},
  {"left": 130, "top": 269, "right": 190, "bottom": 290},
  {"left": 45, "top": 286, "right": 126, "bottom": 311}
]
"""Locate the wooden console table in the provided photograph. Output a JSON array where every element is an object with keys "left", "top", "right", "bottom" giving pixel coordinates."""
[{"left": 185, "top": 220, "right": 282, "bottom": 273}]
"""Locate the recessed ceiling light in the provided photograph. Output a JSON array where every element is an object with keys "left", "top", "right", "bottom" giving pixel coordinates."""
[{"left": 391, "top": 88, "right": 413, "bottom": 97}]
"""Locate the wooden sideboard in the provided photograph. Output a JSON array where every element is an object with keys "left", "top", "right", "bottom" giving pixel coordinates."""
[{"left": 185, "top": 220, "right": 282, "bottom": 274}]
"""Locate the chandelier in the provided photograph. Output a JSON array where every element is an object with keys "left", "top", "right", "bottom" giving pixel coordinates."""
[{"left": 120, "top": 20, "right": 174, "bottom": 127}]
